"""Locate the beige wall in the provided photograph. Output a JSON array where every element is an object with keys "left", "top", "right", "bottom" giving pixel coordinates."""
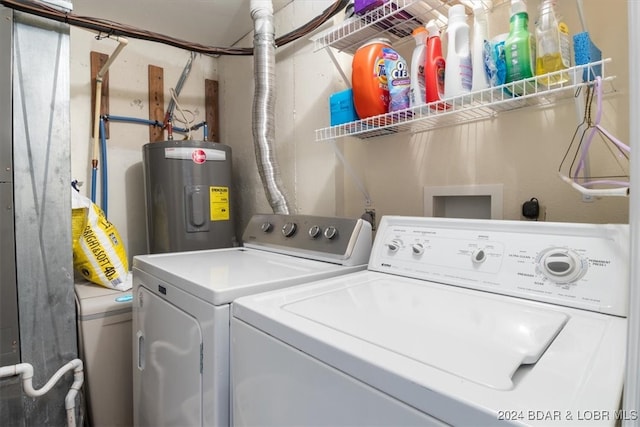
[
  {"left": 69, "top": 0, "right": 630, "bottom": 260},
  {"left": 344, "top": 0, "right": 629, "bottom": 224},
  {"left": 224, "top": 0, "right": 629, "bottom": 232},
  {"left": 70, "top": 30, "right": 218, "bottom": 262},
  {"left": 345, "top": 0, "right": 629, "bottom": 226}
]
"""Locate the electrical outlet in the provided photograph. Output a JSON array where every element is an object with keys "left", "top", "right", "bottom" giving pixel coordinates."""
[{"left": 362, "top": 208, "right": 376, "bottom": 231}]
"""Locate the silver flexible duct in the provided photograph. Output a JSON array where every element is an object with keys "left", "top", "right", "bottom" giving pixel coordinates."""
[{"left": 251, "top": 0, "right": 291, "bottom": 214}]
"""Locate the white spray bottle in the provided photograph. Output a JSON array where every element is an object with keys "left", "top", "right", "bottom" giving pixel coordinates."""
[
  {"left": 471, "top": 0, "right": 492, "bottom": 92},
  {"left": 409, "top": 26, "right": 428, "bottom": 107}
]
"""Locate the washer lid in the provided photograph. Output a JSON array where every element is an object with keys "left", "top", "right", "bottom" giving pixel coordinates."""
[
  {"left": 233, "top": 271, "right": 626, "bottom": 425},
  {"left": 282, "top": 277, "right": 568, "bottom": 391}
]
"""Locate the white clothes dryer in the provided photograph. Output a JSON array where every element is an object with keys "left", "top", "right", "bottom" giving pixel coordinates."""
[
  {"left": 231, "top": 216, "right": 629, "bottom": 427},
  {"left": 132, "top": 213, "right": 372, "bottom": 427}
]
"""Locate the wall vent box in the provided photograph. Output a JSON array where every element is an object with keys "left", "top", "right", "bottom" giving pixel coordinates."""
[
  {"left": 329, "top": 89, "right": 358, "bottom": 126},
  {"left": 424, "top": 185, "right": 504, "bottom": 220}
]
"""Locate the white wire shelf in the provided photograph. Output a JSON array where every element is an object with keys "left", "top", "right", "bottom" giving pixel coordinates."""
[
  {"left": 312, "top": 0, "right": 451, "bottom": 53},
  {"left": 311, "top": 0, "right": 505, "bottom": 54},
  {"left": 315, "top": 59, "right": 613, "bottom": 142}
]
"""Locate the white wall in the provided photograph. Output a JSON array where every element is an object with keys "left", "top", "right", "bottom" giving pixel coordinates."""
[
  {"left": 223, "top": 0, "right": 629, "bottom": 230},
  {"left": 70, "top": 29, "right": 218, "bottom": 263},
  {"left": 341, "top": 0, "right": 629, "bottom": 224},
  {"left": 69, "top": 0, "right": 630, "bottom": 263}
]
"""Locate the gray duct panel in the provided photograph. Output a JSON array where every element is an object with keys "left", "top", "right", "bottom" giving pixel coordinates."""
[
  {"left": 0, "top": 5, "right": 20, "bottom": 370},
  {"left": 7, "top": 11, "right": 76, "bottom": 427},
  {"left": 0, "top": 183, "right": 19, "bottom": 367},
  {"left": 0, "top": 181, "right": 22, "bottom": 422},
  {"left": 0, "top": 6, "right": 12, "bottom": 182},
  {"left": 0, "top": 7, "right": 22, "bottom": 419}
]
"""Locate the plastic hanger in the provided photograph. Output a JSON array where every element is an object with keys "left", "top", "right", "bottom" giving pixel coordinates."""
[{"left": 558, "top": 76, "right": 630, "bottom": 197}]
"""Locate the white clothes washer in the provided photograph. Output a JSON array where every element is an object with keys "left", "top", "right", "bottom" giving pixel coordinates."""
[
  {"left": 231, "top": 216, "right": 629, "bottom": 427},
  {"left": 132, "top": 213, "right": 372, "bottom": 427}
]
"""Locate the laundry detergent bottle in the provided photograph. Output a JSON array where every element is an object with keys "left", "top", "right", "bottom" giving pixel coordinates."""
[
  {"left": 409, "top": 26, "right": 428, "bottom": 108},
  {"left": 424, "top": 20, "right": 446, "bottom": 105},
  {"left": 444, "top": 4, "right": 472, "bottom": 99},
  {"left": 504, "top": 0, "right": 535, "bottom": 92},
  {"left": 352, "top": 38, "right": 392, "bottom": 118}
]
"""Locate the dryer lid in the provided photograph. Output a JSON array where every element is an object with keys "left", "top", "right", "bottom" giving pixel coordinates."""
[
  {"left": 133, "top": 248, "right": 365, "bottom": 305},
  {"left": 281, "top": 277, "right": 568, "bottom": 391}
]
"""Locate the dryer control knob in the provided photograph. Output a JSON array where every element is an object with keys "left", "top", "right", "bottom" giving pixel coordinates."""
[
  {"left": 261, "top": 222, "right": 273, "bottom": 233},
  {"left": 282, "top": 222, "right": 297, "bottom": 238},
  {"left": 324, "top": 226, "right": 338, "bottom": 240},
  {"left": 472, "top": 248, "right": 486, "bottom": 264},
  {"left": 308, "top": 225, "right": 321, "bottom": 239},
  {"left": 387, "top": 239, "right": 402, "bottom": 252},
  {"left": 411, "top": 243, "right": 425, "bottom": 255}
]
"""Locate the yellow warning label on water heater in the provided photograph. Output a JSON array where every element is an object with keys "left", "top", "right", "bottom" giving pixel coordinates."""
[{"left": 210, "top": 186, "right": 230, "bottom": 221}]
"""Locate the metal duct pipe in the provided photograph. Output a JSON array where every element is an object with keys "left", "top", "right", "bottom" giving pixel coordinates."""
[{"left": 250, "top": 0, "right": 290, "bottom": 214}]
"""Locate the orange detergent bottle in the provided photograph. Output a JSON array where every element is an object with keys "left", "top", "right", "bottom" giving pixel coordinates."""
[{"left": 352, "top": 38, "right": 392, "bottom": 119}]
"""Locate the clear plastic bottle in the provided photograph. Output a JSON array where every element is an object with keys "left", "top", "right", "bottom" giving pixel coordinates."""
[
  {"left": 535, "top": 0, "right": 570, "bottom": 85},
  {"left": 444, "top": 4, "right": 472, "bottom": 99},
  {"left": 504, "top": 0, "right": 535, "bottom": 94},
  {"left": 471, "top": 0, "right": 492, "bottom": 92},
  {"left": 409, "top": 27, "right": 428, "bottom": 107}
]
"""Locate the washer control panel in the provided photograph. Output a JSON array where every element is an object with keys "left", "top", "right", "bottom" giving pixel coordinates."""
[
  {"left": 242, "top": 213, "right": 372, "bottom": 266},
  {"left": 369, "top": 217, "right": 629, "bottom": 316}
]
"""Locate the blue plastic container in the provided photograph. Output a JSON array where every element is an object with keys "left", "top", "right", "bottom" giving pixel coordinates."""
[{"left": 329, "top": 89, "right": 359, "bottom": 126}]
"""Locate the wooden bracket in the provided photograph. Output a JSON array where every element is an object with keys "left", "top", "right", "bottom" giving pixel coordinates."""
[
  {"left": 90, "top": 51, "right": 110, "bottom": 138},
  {"left": 148, "top": 65, "right": 165, "bottom": 143},
  {"left": 205, "top": 79, "right": 219, "bottom": 143}
]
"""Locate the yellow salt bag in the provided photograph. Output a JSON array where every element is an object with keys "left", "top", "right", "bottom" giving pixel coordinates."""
[{"left": 71, "top": 190, "right": 130, "bottom": 291}]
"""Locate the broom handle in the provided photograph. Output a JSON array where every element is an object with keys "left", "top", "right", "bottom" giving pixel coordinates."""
[{"left": 576, "top": 0, "right": 588, "bottom": 32}]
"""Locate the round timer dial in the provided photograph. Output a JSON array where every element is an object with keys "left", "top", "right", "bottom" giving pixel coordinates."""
[
  {"left": 537, "top": 248, "right": 588, "bottom": 284},
  {"left": 308, "top": 225, "right": 321, "bottom": 239},
  {"left": 387, "top": 239, "right": 402, "bottom": 252},
  {"left": 281, "top": 222, "right": 297, "bottom": 238},
  {"left": 324, "top": 226, "right": 338, "bottom": 240}
]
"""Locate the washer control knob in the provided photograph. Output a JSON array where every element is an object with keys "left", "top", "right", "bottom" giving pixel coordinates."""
[
  {"left": 324, "top": 226, "right": 338, "bottom": 240},
  {"left": 308, "top": 225, "right": 321, "bottom": 239},
  {"left": 387, "top": 239, "right": 402, "bottom": 252},
  {"left": 543, "top": 251, "right": 576, "bottom": 276},
  {"left": 411, "top": 243, "right": 425, "bottom": 255},
  {"left": 281, "top": 222, "right": 297, "bottom": 238},
  {"left": 537, "top": 248, "right": 588, "bottom": 284},
  {"left": 472, "top": 248, "right": 486, "bottom": 264},
  {"left": 261, "top": 222, "right": 273, "bottom": 233}
]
